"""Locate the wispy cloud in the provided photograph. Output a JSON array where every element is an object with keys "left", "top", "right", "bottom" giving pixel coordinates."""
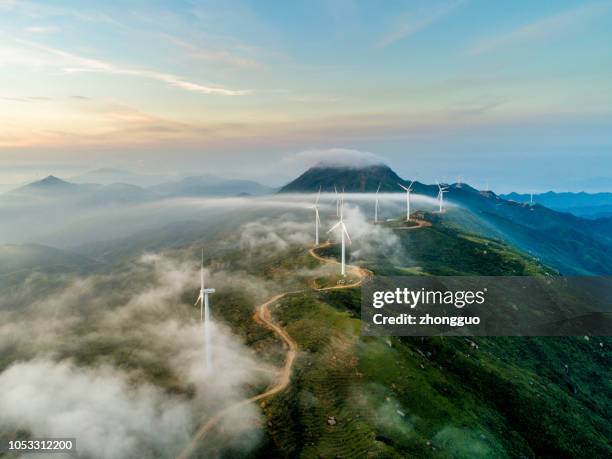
[
  {"left": 467, "top": 1, "right": 612, "bottom": 55},
  {"left": 24, "top": 25, "right": 60, "bottom": 34},
  {"left": 162, "top": 33, "right": 263, "bottom": 70},
  {"left": 15, "top": 40, "right": 250, "bottom": 96},
  {"left": 377, "top": 0, "right": 465, "bottom": 48},
  {"left": 0, "top": 0, "right": 124, "bottom": 27}
]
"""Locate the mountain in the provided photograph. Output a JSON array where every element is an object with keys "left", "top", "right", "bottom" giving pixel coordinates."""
[
  {"left": 279, "top": 164, "right": 408, "bottom": 192},
  {"left": 502, "top": 191, "right": 612, "bottom": 218},
  {"left": 4, "top": 176, "right": 151, "bottom": 204},
  {"left": 149, "top": 175, "right": 273, "bottom": 197},
  {"left": 12, "top": 175, "right": 82, "bottom": 195},
  {"left": 278, "top": 164, "right": 612, "bottom": 274},
  {"left": 242, "top": 224, "right": 611, "bottom": 457}
]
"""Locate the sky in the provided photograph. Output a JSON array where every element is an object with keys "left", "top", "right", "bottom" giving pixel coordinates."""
[{"left": 0, "top": 0, "right": 611, "bottom": 191}]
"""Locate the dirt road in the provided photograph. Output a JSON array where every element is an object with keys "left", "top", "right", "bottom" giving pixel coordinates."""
[
  {"left": 176, "top": 293, "right": 298, "bottom": 459},
  {"left": 176, "top": 243, "right": 369, "bottom": 459}
]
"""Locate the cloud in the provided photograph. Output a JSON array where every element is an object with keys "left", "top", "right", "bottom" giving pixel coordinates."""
[
  {"left": 467, "top": 1, "right": 612, "bottom": 55},
  {"left": 338, "top": 204, "right": 403, "bottom": 261},
  {"left": 0, "top": 360, "right": 192, "bottom": 459},
  {"left": 162, "top": 33, "right": 263, "bottom": 70},
  {"left": 14, "top": 40, "right": 250, "bottom": 96},
  {"left": 0, "top": 251, "right": 273, "bottom": 457},
  {"left": 24, "top": 25, "right": 60, "bottom": 34},
  {"left": 239, "top": 217, "right": 312, "bottom": 253},
  {"left": 377, "top": 0, "right": 465, "bottom": 47},
  {"left": 285, "top": 148, "right": 385, "bottom": 170}
]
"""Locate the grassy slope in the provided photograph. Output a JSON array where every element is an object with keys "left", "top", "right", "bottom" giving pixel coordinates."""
[{"left": 255, "top": 220, "right": 611, "bottom": 458}]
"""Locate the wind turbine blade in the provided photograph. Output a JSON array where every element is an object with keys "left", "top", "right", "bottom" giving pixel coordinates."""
[
  {"left": 315, "top": 186, "right": 321, "bottom": 204},
  {"left": 342, "top": 223, "right": 352, "bottom": 245},
  {"left": 194, "top": 294, "right": 202, "bottom": 306},
  {"left": 200, "top": 249, "right": 204, "bottom": 289},
  {"left": 397, "top": 182, "right": 409, "bottom": 191},
  {"left": 408, "top": 180, "right": 414, "bottom": 191},
  {"left": 327, "top": 221, "right": 341, "bottom": 233},
  {"left": 376, "top": 183, "right": 381, "bottom": 193}
]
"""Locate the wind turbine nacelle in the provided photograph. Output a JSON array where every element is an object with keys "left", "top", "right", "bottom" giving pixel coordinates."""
[{"left": 204, "top": 288, "right": 216, "bottom": 294}]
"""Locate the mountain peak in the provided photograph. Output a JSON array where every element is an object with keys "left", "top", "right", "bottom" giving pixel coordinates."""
[
  {"left": 279, "top": 163, "right": 406, "bottom": 193},
  {"left": 19, "top": 175, "right": 76, "bottom": 193},
  {"left": 31, "top": 175, "right": 72, "bottom": 187},
  {"left": 38, "top": 175, "right": 66, "bottom": 185}
]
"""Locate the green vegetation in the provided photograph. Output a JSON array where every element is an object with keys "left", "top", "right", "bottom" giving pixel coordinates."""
[{"left": 251, "top": 220, "right": 611, "bottom": 458}]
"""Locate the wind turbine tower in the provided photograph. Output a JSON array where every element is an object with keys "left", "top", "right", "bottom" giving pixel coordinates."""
[
  {"left": 195, "top": 249, "right": 216, "bottom": 371},
  {"left": 328, "top": 193, "right": 351, "bottom": 276},
  {"left": 374, "top": 183, "right": 381, "bottom": 223},
  {"left": 437, "top": 182, "right": 449, "bottom": 213},
  {"left": 311, "top": 187, "right": 321, "bottom": 245},
  {"left": 398, "top": 181, "right": 414, "bottom": 222}
]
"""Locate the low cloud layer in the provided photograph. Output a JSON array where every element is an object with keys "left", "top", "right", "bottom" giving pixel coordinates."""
[
  {"left": 0, "top": 252, "right": 272, "bottom": 458},
  {"left": 285, "top": 148, "right": 385, "bottom": 170}
]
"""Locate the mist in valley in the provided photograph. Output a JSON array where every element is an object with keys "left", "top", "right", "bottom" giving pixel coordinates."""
[{"left": 0, "top": 184, "right": 442, "bottom": 457}]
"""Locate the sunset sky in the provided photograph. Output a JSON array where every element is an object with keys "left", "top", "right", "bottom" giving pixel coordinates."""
[{"left": 1, "top": 0, "right": 611, "bottom": 190}]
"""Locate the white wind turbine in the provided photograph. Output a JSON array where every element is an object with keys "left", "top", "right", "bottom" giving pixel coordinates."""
[
  {"left": 311, "top": 187, "right": 321, "bottom": 245},
  {"left": 437, "top": 181, "right": 449, "bottom": 213},
  {"left": 374, "top": 183, "right": 381, "bottom": 223},
  {"left": 195, "top": 249, "right": 216, "bottom": 371},
  {"left": 397, "top": 181, "right": 414, "bottom": 222},
  {"left": 328, "top": 193, "right": 351, "bottom": 276}
]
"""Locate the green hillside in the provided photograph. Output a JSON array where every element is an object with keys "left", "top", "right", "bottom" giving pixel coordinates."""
[{"left": 250, "top": 219, "right": 611, "bottom": 458}]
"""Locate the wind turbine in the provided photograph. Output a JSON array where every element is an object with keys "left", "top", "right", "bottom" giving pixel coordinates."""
[
  {"left": 437, "top": 181, "right": 449, "bottom": 213},
  {"left": 328, "top": 193, "right": 351, "bottom": 276},
  {"left": 311, "top": 187, "right": 321, "bottom": 245},
  {"left": 194, "top": 249, "right": 215, "bottom": 370},
  {"left": 374, "top": 183, "right": 381, "bottom": 223},
  {"left": 397, "top": 181, "right": 414, "bottom": 222},
  {"left": 529, "top": 191, "right": 534, "bottom": 206}
]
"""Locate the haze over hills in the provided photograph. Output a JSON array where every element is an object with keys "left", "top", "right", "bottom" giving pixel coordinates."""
[
  {"left": 3, "top": 165, "right": 612, "bottom": 274},
  {"left": 3, "top": 173, "right": 273, "bottom": 199},
  {"left": 281, "top": 163, "right": 612, "bottom": 275},
  {"left": 69, "top": 168, "right": 172, "bottom": 187},
  {"left": 0, "top": 243, "right": 100, "bottom": 288},
  {"left": 502, "top": 191, "right": 612, "bottom": 218},
  {"left": 0, "top": 164, "right": 610, "bottom": 458},
  {"left": 149, "top": 175, "right": 273, "bottom": 197}
]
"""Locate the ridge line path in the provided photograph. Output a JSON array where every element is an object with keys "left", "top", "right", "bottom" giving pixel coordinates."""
[{"left": 176, "top": 241, "right": 372, "bottom": 459}]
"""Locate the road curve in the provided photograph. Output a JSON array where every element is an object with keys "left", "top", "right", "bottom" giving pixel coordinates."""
[
  {"left": 176, "top": 243, "right": 369, "bottom": 459},
  {"left": 176, "top": 293, "right": 298, "bottom": 459}
]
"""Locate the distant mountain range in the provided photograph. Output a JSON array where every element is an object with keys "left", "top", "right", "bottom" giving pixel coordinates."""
[
  {"left": 502, "top": 191, "right": 612, "bottom": 218},
  {"left": 5, "top": 172, "right": 273, "bottom": 200},
  {"left": 280, "top": 164, "right": 612, "bottom": 275}
]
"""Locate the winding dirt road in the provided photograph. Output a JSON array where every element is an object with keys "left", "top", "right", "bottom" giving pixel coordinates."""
[
  {"left": 176, "top": 217, "right": 432, "bottom": 458},
  {"left": 176, "top": 244, "right": 368, "bottom": 459},
  {"left": 176, "top": 293, "right": 299, "bottom": 459},
  {"left": 388, "top": 218, "right": 432, "bottom": 230}
]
